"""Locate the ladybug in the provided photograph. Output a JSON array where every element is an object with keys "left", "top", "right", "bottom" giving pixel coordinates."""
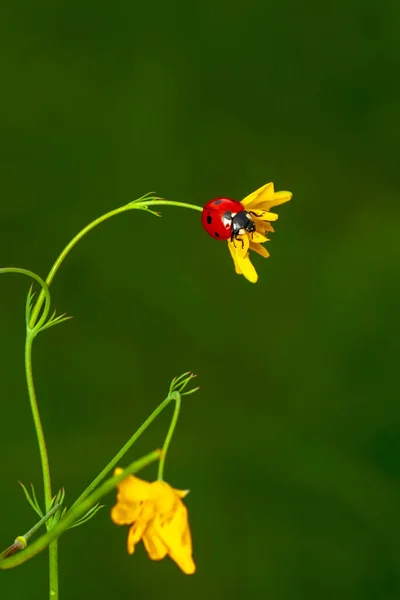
[{"left": 201, "top": 197, "right": 256, "bottom": 243}]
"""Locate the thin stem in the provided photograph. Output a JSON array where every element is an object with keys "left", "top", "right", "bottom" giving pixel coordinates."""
[
  {"left": 70, "top": 394, "right": 175, "bottom": 510},
  {"left": 29, "top": 205, "right": 132, "bottom": 326},
  {"left": 0, "top": 450, "right": 161, "bottom": 570},
  {"left": 0, "top": 504, "right": 61, "bottom": 559},
  {"left": 23, "top": 504, "right": 61, "bottom": 541},
  {"left": 25, "top": 334, "right": 59, "bottom": 599},
  {"left": 1, "top": 264, "right": 58, "bottom": 596},
  {"left": 1, "top": 267, "right": 53, "bottom": 530},
  {"left": 49, "top": 541, "right": 58, "bottom": 598},
  {"left": 25, "top": 335, "right": 52, "bottom": 512},
  {"left": 158, "top": 392, "right": 181, "bottom": 480},
  {"left": 1, "top": 198, "right": 201, "bottom": 594},
  {"left": 135, "top": 200, "right": 203, "bottom": 212},
  {"left": 29, "top": 198, "right": 202, "bottom": 326}
]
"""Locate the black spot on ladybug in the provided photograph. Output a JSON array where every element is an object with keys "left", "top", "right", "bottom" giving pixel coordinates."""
[
  {"left": 206, "top": 215, "right": 212, "bottom": 224},
  {"left": 215, "top": 232, "right": 220, "bottom": 237},
  {"left": 213, "top": 199, "right": 222, "bottom": 205}
]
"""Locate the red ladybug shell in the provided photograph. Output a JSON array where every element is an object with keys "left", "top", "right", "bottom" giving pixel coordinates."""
[{"left": 201, "top": 197, "right": 244, "bottom": 240}]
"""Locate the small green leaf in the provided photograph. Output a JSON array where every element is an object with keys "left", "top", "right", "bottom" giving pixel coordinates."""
[
  {"left": 30, "top": 482, "right": 44, "bottom": 515},
  {"left": 48, "top": 487, "right": 66, "bottom": 528},
  {"left": 169, "top": 372, "right": 191, "bottom": 394},
  {"left": 170, "top": 372, "right": 198, "bottom": 395},
  {"left": 52, "top": 487, "right": 65, "bottom": 507},
  {"left": 141, "top": 207, "right": 162, "bottom": 217},
  {"left": 67, "top": 503, "right": 105, "bottom": 529},
  {"left": 39, "top": 312, "right": 72, "bottom": 333},
  {"left": 19, "top": 481, "right": 44, "bottom": 518},
  {"left": 128, "top": 192, "right": 160, "bottom": 205},
  {"left": 181, "top": 386, "right": 200, "bottom": 396},
  {"left": 25, "top": 286, "right": 36, "bottom": 326}
]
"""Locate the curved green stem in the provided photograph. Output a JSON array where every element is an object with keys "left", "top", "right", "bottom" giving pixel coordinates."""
[
  {"left": 158, "top": 392, "right": 181, "bottom": 480},
  {"left": 1, "top": 267, "right": 56, "bottom": 597},
  {"left": 0, "top": 268, "right": 51, "bottom": 332},
  {"left": 0, "top": 197, "right": 200, "bottom": 596},
  {"left": 0, "top": 269, "right": 53, "bottom": 503},
  {"left": 25, "top": 333, "right": 59, "bottom": 599},
  {"left": 0, "top": 450, "right": 161, "bottom": 570},
  {"left": 25, "top": 335, "right": 52, "bottom": 512},
  {"left": 29, "top": 198, "right": 202, "bottom": 326}
]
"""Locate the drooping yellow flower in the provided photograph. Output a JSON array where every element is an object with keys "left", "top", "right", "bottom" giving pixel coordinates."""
[
  {"left": 229, "top": 182, "right": 292, "bottom": 283},
  {"left": 111, "top": 469, "right": 195, "bottom": 575}
]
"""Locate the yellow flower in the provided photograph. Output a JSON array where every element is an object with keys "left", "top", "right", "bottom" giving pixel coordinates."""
[
  {"left": 111, "top": 468, "right": 195, "bottom": 575},
  {"left": 228, "top": 182, "right": 292, "bottom": 283}
]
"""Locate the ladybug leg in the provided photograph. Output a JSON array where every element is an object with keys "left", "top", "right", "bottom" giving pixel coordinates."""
[{"left": 233, "top": 235, "right": 244, "bottom": 250}]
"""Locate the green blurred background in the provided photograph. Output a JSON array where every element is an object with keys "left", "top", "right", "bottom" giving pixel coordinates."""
[{"left": 1, "top": 0, "right": 400, "bottom": 598}]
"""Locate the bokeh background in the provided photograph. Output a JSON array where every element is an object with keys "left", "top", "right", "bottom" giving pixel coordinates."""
[{"left": 1, "top": 0, "right": 400, "bottom": 598}]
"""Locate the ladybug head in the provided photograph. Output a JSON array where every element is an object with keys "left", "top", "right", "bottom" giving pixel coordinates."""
[{"left": 231, "top": 211, "right": 256, "bottom": 236}]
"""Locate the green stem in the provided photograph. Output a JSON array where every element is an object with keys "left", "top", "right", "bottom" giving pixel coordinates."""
[
  {"left": 25, "top": 334, "right": 59, "bottom": 599},
  {"left": 136, "top": 200, "right": 203, "bottom": 212},
  {"left": 24, "top": 504, "right": 62, "bottom": 541},
  {"left": 0, "top": 269, "right": 53, "bottom": 514},
  {"left": 1, "top": 504, "right": 61, "bottom": 559},
  {"left": 25, "top": 335, "right": 52, "bottom": 512},
  {"left": 1, "top": 266, "right": 57, "bottom": 597},
  {"left": 49, "top": 541, "right": 58, "bottom": 598},
  {"left": 71, "top": 393, "right": 176, "bottom": 510},
  {"left": 1, "top": 198, "right": 201, "bottom": 593},
  {"left": 0, "top": 450, "right": 161, "bottom": 570},
  {"left": 29, "top": 198, "right": 202, "bottom": 327},
  {"left": 158, "top": 392, "right": 181, "bottom": 480}
]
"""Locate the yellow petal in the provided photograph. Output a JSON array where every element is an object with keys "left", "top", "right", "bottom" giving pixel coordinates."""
[
  {"left": 152, "top": 500, "right": 196, "bottom": 574},
  {"left": 127, "top": 521, "right": 145, "bottom": 554},
  {"left": 111, "top": 503, "right": 140, "bottom": 525},
  {"left": 231, "top": 233, "right": 249, "bottom": 258},
  {"left": 261, "top": 222, "right": 275, "bottom": 234},
  {"left": 111, "top": 472, "right": 153, "bottom": 525},
  {"left": 149, "top": 481, "right": 177, "bottom": 510},
  {"left": 114, "top": 471, "right": 152, "bottom": 504},
  {"left": 126, "top": 500, "right": 157, "bottom": 554},
  {"left": 181, "top": 518, "right": 193, "bottom": 555},
  {"left": 241, "top": 182, "right": 275, "bottom": 208},
  {"left": 257, "top": 191, "right": 292, "bottom": 211},
  {"left": 271, "top": 190, "right": 292, "bottom": 205},
  {"left": 236, "top": 252, "right": 258, "bottom": 283},
  {"left": 250, "top": 241, "right": 270, "bottom": 258},
  {"left": 142, "top": 524, "right": 168, "bottom": 561},
  {"left": 250, "top": 231, "right": 268, "bottom": 243},
  {"left": 228, "top": 241, "right": 242, "bottom": 275}
]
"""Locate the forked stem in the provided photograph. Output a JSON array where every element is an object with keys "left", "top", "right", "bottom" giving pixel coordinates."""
[
  {"left": 29, "top": 198, "right": 202, "bottom": 327},
  {"left": 1, "top": 197, "right": 201, "bottom": 599}
]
